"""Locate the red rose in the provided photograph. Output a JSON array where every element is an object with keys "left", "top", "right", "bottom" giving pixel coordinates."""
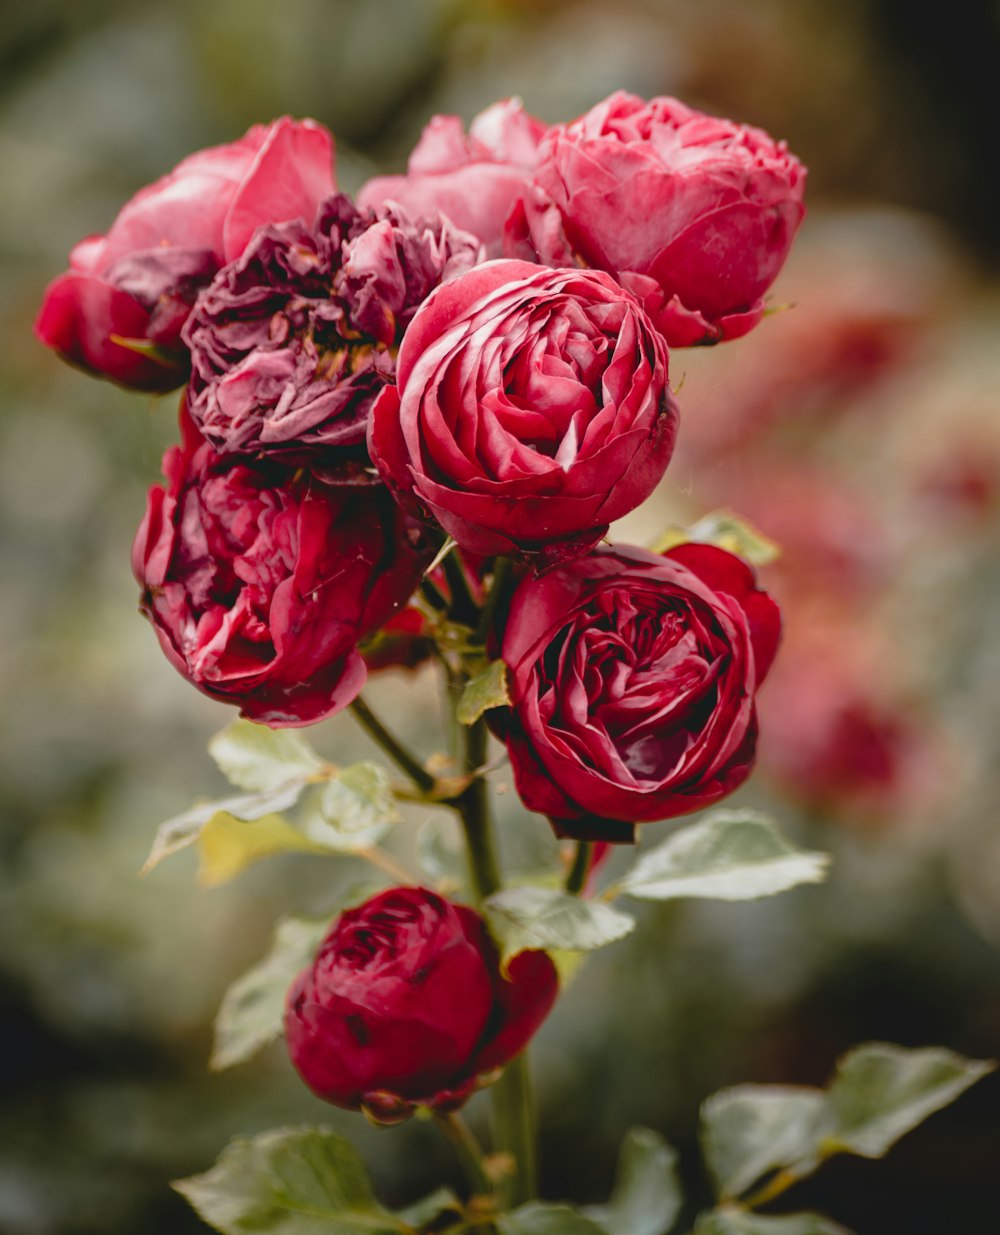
[
  {"left": 358, "top": 98, "right": 545, "bottom": 257},
  {"left": 132, "top": 405, "right": 431, "bottom": 727},
  {"left": 496, "top": 542, "right": 780, "bottom": 842},
  {"left": 506, "top": 92, "right": 805, "bottom": 346},
  {"left": 285, "top": 887, "right": 558, "bottom": 1115},
  {"left": 368, "top": 260, "right": 678, "bottom": 562},
  {"left": 36, "top": 118, "right": 335, "bottom": 391}
]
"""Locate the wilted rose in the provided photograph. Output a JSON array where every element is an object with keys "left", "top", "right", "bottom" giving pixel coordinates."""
[
  {"left": 36, "top": 117, "right": 335, "bottom": 390},
  {"left": 358, "top": 98, "right": 546, "bottom": 257},
  {"left": 285, "top": 886, "right": 558, "bottom": 1115},
  {"left": 495, "top": 542, "right": 780, "bottom": 842},
  {"left": 368, "top": 259, "right": 678, "bottom": 562},
  {"left": 506, "top": 92, "right": 805, "bottom": 346},
  {"left": 132, "top": 404, "right": 431, "bottom": 727},
  {"left": 184, "top": 194, "right": 480, "bottom": 464}
]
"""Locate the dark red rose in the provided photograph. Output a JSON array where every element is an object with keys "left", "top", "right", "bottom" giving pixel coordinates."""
[
  {"left": 183, "top": 194, "right": 481, "bottom": 464},
  {"left": 132, "top": 404, "right": 432, "bottom": 727},
  {"left": 496, "top": 542, "right": 780, "bottom": 842},
  {"left": 285, "top": 886, "right": 558, "bottom": 1115},
  {"left": 357, "top": 98, "right": 546, "bottom": 257},
  {"left": 368, "top": 260, "right": 678, "bottom": 562},
  {"left": 36, "top": 118, "right": 335, "bottom": 391},
  {"left": 506, "top": 92, "right": 805, "bottom": 347}
]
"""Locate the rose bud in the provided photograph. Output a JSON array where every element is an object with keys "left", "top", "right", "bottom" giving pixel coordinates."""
[
  {"left": 358, "top": 98, "right": 546, "bottom": 257},
  {"left": 285, "top": 886, "right": 558, "bottom": 1114},
  {"left": 494, "top": 542, "right": 781, "bottom": 842},
  {"left": 368, "top": 259, "right": 678, "bottom": 563},
  {"left": 506, "top": 91, "right": 806, "bottom": 347},
  {"left": 132, "top": 404, "right": 432, "bottom": 727},
  {"left": 36, "top": 117, "right": 335, "bottom": 391},
  {"left": 183, "top": 193, "right": 480, "bottom": 465}
]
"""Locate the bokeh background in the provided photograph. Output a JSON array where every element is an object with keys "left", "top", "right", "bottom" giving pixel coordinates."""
[{"left": 3, "top": 1, "right": 1000, "bottom": 1232}]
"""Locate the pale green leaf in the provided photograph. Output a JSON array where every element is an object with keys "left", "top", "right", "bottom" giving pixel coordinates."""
[
  {"left": 701, "top": 1086, "right": 828, "bottom": 1199},
  {"left": 318, "top": 762, "right": 400, "bottom": 834},
  {"left": 684, "top": 510, "right": 781, "bottom": 567},
  {"left": 457, "top": 660, "right": 511, "bottom": 725},
  {"left": 646, "top": 525, "right": 689, "bottom": 555},
  {"left": 393, "top": 1187, "right": 460, "bottom": 1229},
  {"left": 415, "top": 815, "right": 466, "bottom": 887},
  {"left": 483, "top": 886, "right": 635, "bottom": 972},
  {"left": 583, "top": 1127, "right": 682, "bottom": 1235},
  {"left": 174, "top": 1126, "right": 405, "bottom": 1235},
  {"left": 197, "top": 812, "right": 329, "bottom": 888},
  {"left": 297, "top": 787, "right": 393, "bottom": 852},
  {"left": 693, "top": 1211, "right": 852, "bottom": 1235},
  {"left": 141, "top": 782, "right": 306, "bottom": 875},
  {"left": 499, "top": 1202, "right": 610, "bottom": 1235},
  {"left": 208, "top": 718, "right": 325, "bottom": 792},
  {"left": 211, "top": 917, "right": 331, "bottom": 1071},
  {"left": 618, "top": 811, "right": 829, "bottom": 903}
]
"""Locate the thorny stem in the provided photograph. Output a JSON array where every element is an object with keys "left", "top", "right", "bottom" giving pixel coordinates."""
[
  {"left": 349, "top": 695, "right": 436, "bottom": 795},
  {"left": 564, "top": 840, "right": 593, "bottom": 895}
]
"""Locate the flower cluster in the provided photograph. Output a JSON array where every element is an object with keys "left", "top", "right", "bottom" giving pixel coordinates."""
[{"left": 37, "top": 93, "right": 804, "bottom": 1109}]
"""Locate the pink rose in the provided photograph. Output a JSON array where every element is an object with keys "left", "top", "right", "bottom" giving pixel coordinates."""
[
  {"left": 36, "top": 118, "right": 335, "bottom": 391},
  {"left": 132, "top": 404, "right": 431, "bottom": 727},
  {"left": 357, "top": 99, "right": 545, "bottom": 257},
  {"left": 494, "top": 542, "right": 781, "bottom": 842},
  {"left": 368, "top": 260, "right": 678, "bottom": 563},
  {"left": 506, "top": 92, "right": 805, "bottom": 346}
]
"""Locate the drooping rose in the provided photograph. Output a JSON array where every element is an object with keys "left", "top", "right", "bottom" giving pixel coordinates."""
[
  {"left": 506, "top": 92, "right": 805, "bottom": 347},
  {"left": 494, "top": 542, "right": 780, "bottom": 842},
  {"left": 368, "top": 260, "right": 678, "bottom": 562},
  {"left": 357, "top": 98, "right": 546, "bottom": 257},
  {"left": 36, "top": 117, "right": 335, "bottom": 391},
  {"left": 132, "top": 404, "right": 432, "bottom": 727},
  {"left": 183, "top": 194, "right": 480, "bottom": 465},
  {"left": 285, "top": 886, "right": 558, "bottom": 1116}
]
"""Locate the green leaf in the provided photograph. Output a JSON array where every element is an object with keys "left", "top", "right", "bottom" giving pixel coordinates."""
[
  {"left": 684, "top": 510, "right": 781, "bottom": 567},
  {"left": 198, "top": 812, "right": 331, "bottom": 888},
  {"left": 209, "top": 719, "right": 325, "bottom": 792},
  {"left": 823, "top": 1042, "right": 994, "bottom": 1159},
  {"left": 583, "top": 1127, "right": 682, "bottom": 1235},
  {"left": 141, "top": 782, "right": 306, "bottom": 875},
  {"left": 317, "top": 762, "right": 400, "bottom": 834},
  {"left": 499, "top": 1202, "right": 610, "bottom": 1235},
  {"left": 457, "top": 660, "right": 511, "bottom": 725},
  {"left": 174, "top": 1126, "right": 405, "bottom": 1235},
  {"left": 211, "top": 917, "right": 331, "bottom": 1071},
  {"left": 701, "top": 1087, "right": 828, "bottom": 1199},
  {"left": 693, "top": 1211, "right": 852, "bottom": 1235},
  {"left": 483, "top": 886, "right": 635, "bottom": 972},
  {"left": 617, "top": 811, "right": 830, "bottom": 903},
  {"left": 393, "top": 1187, "right": 461, "bottom": 1229},
  {"left": 415, "top": 814, "right": 466, "bottom": 887},
  {"left": 297, "top": 787, "right": 393, "bottom": 853}
]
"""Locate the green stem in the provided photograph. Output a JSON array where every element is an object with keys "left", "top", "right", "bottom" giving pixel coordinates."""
[
  {"left": 441, "top": 548, "right": 479, "bottom": 627},
  {"left": 564, "top": 841, "right": 593, "bottom": 895},
  {"left": 739, "top": 1166, "right": 800, "bottom": 1211},
  {"left": 455, "top": 717, "right": 502, "bottom": 903},
  {"left": 492, "top": 1055, "right": 537, "bottom": 1208},
  {"left": 473, "top": 556, "right": 514, "bottom": 646},
  {"left": 349, "top": 695, "right": 435, "bottom": 795},
  {"left": 433, "top": 1111, "right": 492, "bottom": 1198}
]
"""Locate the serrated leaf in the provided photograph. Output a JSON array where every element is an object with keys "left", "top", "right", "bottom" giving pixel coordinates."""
[
  {"left": 211, "top": 917, "right": 331, "bottom": 1071},
  {"left": 319, "top": 762, "right": 400, "bottom": 834},
  {"left": 583, "top": 1127, "right": 682, "bottom": 1235},
  {"left": 693, "top": 1211, "right": 852, "bottom": 1235},
  {"left": 701, "top": 1087, "right": 828, "bottom": 1199},
  {"left": 499, "top": 1202, "right": 610, "bottom": 1235},
  {"left": 197, "top": 811, "right": 329, "bottom": 888},
  {"left": 173, "top": 1125, "right": 405, "bottom": 1235},
  {"left": 141, "top": 782, "right": 306, "bottom": 875},
  {"left": 209, "top": 719, "right": 325, "bottom": 792},
  {"left": 684, "top": 510, "right": 781, "bottom": 567},
  {"left": 823, "top": 1042, "right": 994, "bottom": 1159},
  {"left": 393, "top": 1187, "right": 461, "bottom": 1229},
  {"left": 618, "top": 811, "right": 829, "bottom": 903},
  {"left": 483, "top": 886, "right": 635, "bottom": 972},
  {"left": 457, "top": 660, "right": 510, "bottom": 725}
]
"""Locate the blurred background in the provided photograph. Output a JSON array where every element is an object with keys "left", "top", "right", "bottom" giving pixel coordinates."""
[{"left": 2, "top": 1, "right": 1000, "bottom": 1231}]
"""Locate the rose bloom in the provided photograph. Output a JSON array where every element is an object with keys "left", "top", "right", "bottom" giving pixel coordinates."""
[
  {"left": 184, "top": 193, "right": 480, "bottom": 464},
  {"left": 132, "top": 406, "right": 431, "bottom": 727},
  {"left": 506, "top": 92, "right": 805, "bottom": 347},
  {"left": 285, "top": 887, "right": 558, "bottom": 1116},
  {"left": 495, "top": 542, "right": 780, "bottom": 842},
  {"left": 358, "top": 98, "right": 546, "bottom": 257},
  {"left": 369, "top": 259, "right": 678, "bottom": 562},
  {"left": 36, "top": 117, "right": 334, "bottom": 391}
]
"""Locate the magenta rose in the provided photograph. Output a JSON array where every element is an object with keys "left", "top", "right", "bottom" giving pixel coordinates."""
[
  {"left": 506, "top": 92, "right": 806, "bottom": 347},
  {"left": 36, "top": 117, "right": 335, "bottom": 391},
  {"left": 357, "top": 98, "right": 546, "bottom": 257},
  {"left": 495, "top": 542, "right": 781, "bottom": 842},
  {"left": 183, "top": 194, "right": 480, "bottom": 464},
  {"left": 132, "top": 405, "right": 431, "bottom": 727},
  {"left": 368, "top": 260, "right": 678, "bottom": 562},
  {"left": 285, "top": 886, "right": 558, "bottom": 1116}
]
